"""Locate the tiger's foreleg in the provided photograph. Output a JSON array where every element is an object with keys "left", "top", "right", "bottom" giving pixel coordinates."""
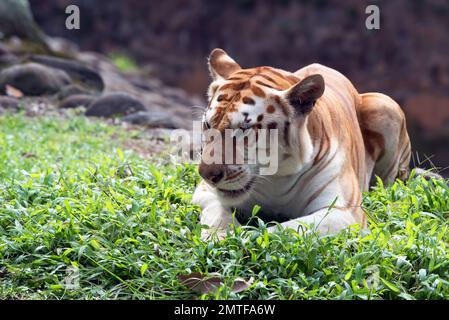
[
  {"left": 267, "top": 207, "right": 360, "bottom": 236},
  {"left": 192, "top": 181, "right": 240, "bottom": 240}
]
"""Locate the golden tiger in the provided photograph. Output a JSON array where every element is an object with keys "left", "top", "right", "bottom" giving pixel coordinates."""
[{"left": 192, "top": 48, "right": 411, "bottom": 239}]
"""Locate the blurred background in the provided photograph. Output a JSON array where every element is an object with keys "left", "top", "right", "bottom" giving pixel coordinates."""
[{"left": 1, "top": 0, "right": 448, "bottom": 174}]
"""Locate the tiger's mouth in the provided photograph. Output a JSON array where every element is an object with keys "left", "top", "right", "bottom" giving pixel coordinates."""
[{"left": 216, "top": 176, "right": 256, "bottom": 198}]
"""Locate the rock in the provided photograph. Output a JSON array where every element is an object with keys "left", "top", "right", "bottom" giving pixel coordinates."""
[
  {"left": 0, "top": 96, "right": 20, "bottom": 109},
  {"left": 45, "top": 37, "right": 80, "bottom": 57},
  {"left": 0, "top": 44, "right": 8, "bottom": 55},
  {"left": 0, "top": 43, "right": 20, "bottom": 68},
  {"left": 30, "top": 55, "right": 104, "bottom": 92},
  {"left": 57, "top": 84, "right": 92, "bottom": 100},
  {"left": 122, "top": 111, "right": 186, "bottom": 129},
  {"left": 0, "top": 63, "right": 71, "bottom": 96},
  {"left": 85, "top": 92, "right": 145, "bottom": 117},
  {"left": 161, "top": 86, "right": 199, "bottom": 106},
  {"left": 0, "top": 0, "right": 49, "bottom": 51},
  {"left": 59, "top": 94, "right": 96, "bottom": 109},
  {"left": 0, "top": 53, "right": 19, "bottom": 69},
  {"left": 129, "top": 77, "right": 163, "bottom": 92}
]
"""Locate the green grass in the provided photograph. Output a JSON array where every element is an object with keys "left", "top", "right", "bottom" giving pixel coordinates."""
[
  {"left": 109, "top": 53, "right": 139, "bottom": 72},
  {"left": 1, "top": 113, "right": 449, "bottom": 299}
]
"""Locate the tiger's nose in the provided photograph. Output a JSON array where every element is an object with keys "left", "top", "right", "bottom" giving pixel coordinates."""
[{"left": 199, "top": 162, "right": 225, "bottom": 185}]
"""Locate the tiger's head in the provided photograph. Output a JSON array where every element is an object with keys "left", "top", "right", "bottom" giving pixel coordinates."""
[{"left": 199, "top": 49, "right": 325, "bottom": 205}]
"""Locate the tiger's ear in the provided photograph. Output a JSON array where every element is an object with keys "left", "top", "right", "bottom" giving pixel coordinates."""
[
  {"left": 285, "top": 74, "right": 325, "bottom": 115},
  {"left": 208, "top": 48, "right": 241, "bottom": 80}
]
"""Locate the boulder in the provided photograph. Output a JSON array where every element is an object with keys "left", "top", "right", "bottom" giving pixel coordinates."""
[
  {"left": 59, "top": 94, "right": 96, "bottom": 109},
  {"left": 45, "top": 37, "right": 80, "bottom": 57},
  {"left": 0, "top": 63, "right": 71, "bottom": 96},
  {"left": 57, "top": 84, "right": 92, "bottom": 100},
  {"left": 30, "top": 55, "right": 104, "bottom": 92},
  {"left": 0, "top": 96, "right": 20, "bottom": 109},
  {"left": 0, "top": 44, "right": 8, "bottom": 55},
  {"left": 122, "top": 111, "right": 185, "bottom": 129},
  {"left": 0, "top": 53, "right": 19, "bottom": 69},
  {"left": 85, "top": 92, "right": 145, "bottom": 117},
  {"left": 0, "top": 0, "right": 49, "bottom": 51}
]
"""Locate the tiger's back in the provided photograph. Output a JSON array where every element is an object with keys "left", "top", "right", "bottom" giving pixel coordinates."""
[{"left": 294, "top": 63, "right": 410, "bottom": 192}]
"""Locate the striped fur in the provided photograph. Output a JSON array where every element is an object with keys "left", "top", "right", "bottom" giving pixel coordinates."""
[{"left": 193, "top": 49, "right": 411, "bottom": 239}]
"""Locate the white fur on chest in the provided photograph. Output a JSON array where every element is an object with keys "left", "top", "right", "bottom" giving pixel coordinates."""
[{"left": 235, "top": 140, "right": 347, "bottom": 221}]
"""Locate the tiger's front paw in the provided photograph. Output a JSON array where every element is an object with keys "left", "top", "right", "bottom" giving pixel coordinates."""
[{"left": 201, "top": 228, "right": 228, "bottom": 241}]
